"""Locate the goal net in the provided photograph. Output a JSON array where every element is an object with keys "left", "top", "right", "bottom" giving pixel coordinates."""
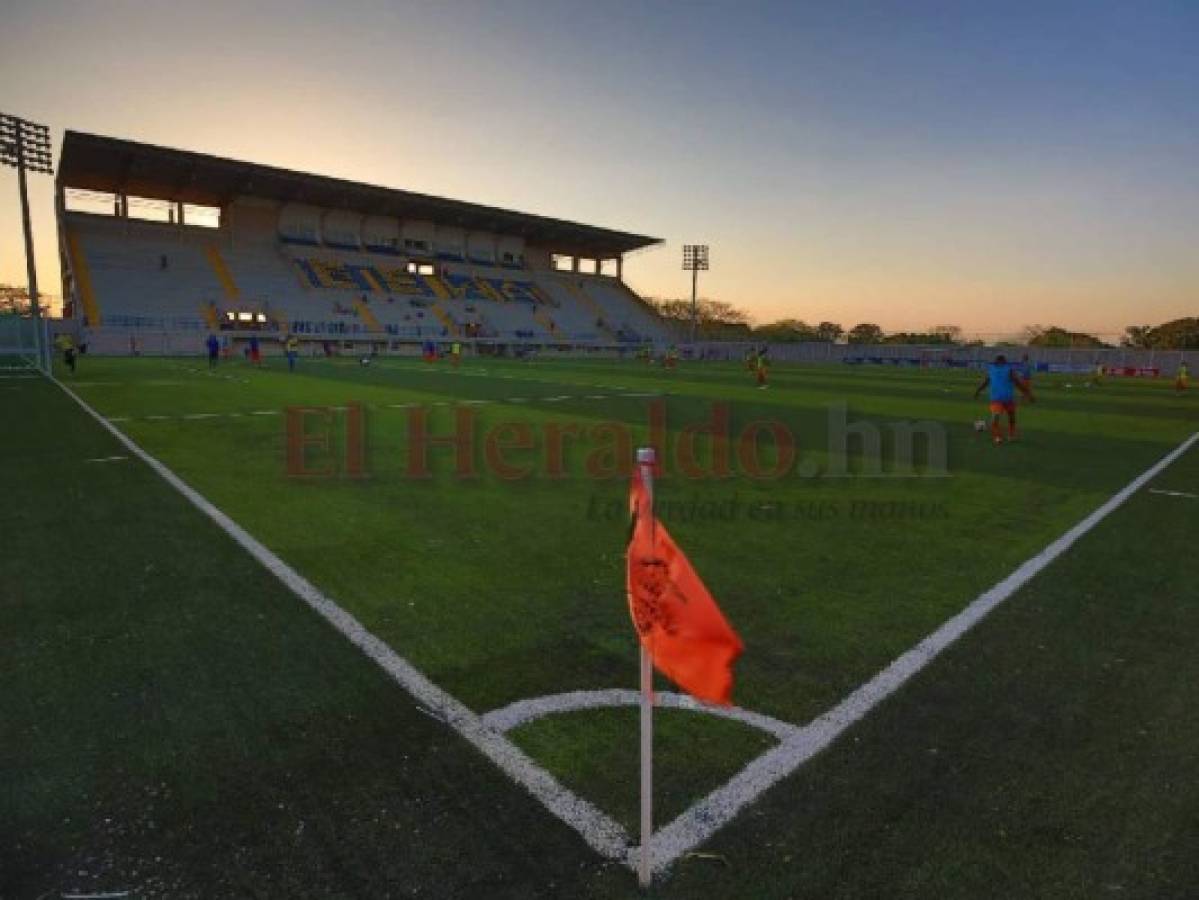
[{"left": 0, "top": 314, "right": 43, "bottom": 373}]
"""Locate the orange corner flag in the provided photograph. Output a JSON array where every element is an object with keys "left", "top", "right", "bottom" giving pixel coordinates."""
[{"left": 626, "top": 468, "right": 744, "bottom": 705}]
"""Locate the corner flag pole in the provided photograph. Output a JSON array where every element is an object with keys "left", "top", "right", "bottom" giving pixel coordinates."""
[{"left": 635, "top": 445, "right": 656, "bottom": 889}]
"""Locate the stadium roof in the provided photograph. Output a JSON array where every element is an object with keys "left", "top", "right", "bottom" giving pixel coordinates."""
[{"left": 57, "top": 131, "right": 661, "bottom": 255}]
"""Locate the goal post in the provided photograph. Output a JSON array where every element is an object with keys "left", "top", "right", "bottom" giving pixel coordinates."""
[{"left": 0, "top": 313, "right": 44, "bottom": 372}]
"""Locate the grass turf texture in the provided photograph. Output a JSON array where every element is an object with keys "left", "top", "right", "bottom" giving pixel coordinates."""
[{"left": 3, "top": 353, "right": 1196, "bottom": 896}]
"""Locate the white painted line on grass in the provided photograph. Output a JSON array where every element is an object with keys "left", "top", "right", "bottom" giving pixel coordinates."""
[
  {"left": 51, "top": 377, "right": 632, "bottom": 864},
  {"left": 483, "top": 690, "right": 800, "bottom": 742},
  {"left": 1148, "top": 488, "right": 1198, "bottom": 499},
  {"left": 250, "top": 410, "right": 281, "bottom": 416},
  {"left": 183, "top": 413, "right": 221, "bottom": 420},
  {"left": 642, "top": 430, "right": 1199, "bottom": 876},
  {"left": 84, "top": 455, "right": 128, "bottom": 464}
]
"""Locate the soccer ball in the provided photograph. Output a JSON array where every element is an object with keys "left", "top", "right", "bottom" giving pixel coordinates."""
[
  {"left": 359, "top": 356, "right": 371, "bottom": 367},
  {"left": 973, "top": 419, "right": 986, "bottom": 432}
]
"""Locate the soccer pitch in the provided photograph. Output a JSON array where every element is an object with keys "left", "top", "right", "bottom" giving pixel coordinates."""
[{"left": 4, "top": 353, "right": 1198, "bottom": 897}]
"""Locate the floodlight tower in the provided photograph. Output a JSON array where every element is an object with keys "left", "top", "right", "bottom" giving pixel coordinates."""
[
  {"left": 1, "top": 113, "right": 54, "bottom": 372},
  {"left": 682, "top": 244, "right": 709, "bottom": 343}
]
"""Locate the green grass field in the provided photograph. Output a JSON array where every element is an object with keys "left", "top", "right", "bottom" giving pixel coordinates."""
[{"left": 3, "top": 351, "right": 1197, "bottom": 898}]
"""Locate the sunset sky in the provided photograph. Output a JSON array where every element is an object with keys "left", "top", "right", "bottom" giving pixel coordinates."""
[{"left": 1, "top": 0, "right": 1196, "bottom": 338}]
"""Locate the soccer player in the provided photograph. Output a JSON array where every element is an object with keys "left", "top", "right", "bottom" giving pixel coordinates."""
[
  {"left": 451, "top": 340, "right": 462, "bottom": 368},
  {"left": 1177, "top": 360, "right": 1190, "bottom": 393},
  {"left": 55, "top": 332, "right": 77, "bottom": 375},
  {"left": 1088, "top": 361, "right": 1105, "bottom": 387},
  {"left": 974, "top": 354, "right": 1034, "bottom": 445},
  {"left": 248, "top": 334, "right": 261, "bottom": 366},
  {"left": 205, "top": 333, "right": 220, "bottom": 369},
  {"left": 284, "top": 333, "right": 299, "bottom": 372},
  {"left": 753, "top": 347, "right": 769, "bottom": 388},
  {"left": 664, "top": 345, "right": 679, "bottom": 369}
]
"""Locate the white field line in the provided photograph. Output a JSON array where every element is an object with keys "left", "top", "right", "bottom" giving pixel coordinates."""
[
  {"left": 52, "top": 377, "right": 631, "bottom": 862},
  {"left": 84, "top": 455, "right": 129, "bottom": 464},
  {"left": 483, "top": 690, "right": 800, "bottom": 742},
  {"left": 1148, "top": 488, "right": 1198, "bottom": 499},
  {"left": 640, "top": 429, "right": 1199, "bottom": 875}
]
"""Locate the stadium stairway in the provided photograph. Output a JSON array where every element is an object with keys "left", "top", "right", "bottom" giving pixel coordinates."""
[
  {"left": 533, "top": 307, "right": 562, "bottom": 339},
  {"left": 66, "top": 232, "right": 102, "bottom": 327},
  {"left": 430, "top": 301, "right": 461, "bottom": 336},
  {"left": 584, "top": 278, "right": 669, "bottom": 342},
  {"left": 540, "top": 276, "right": 613, "bottom": 341},
  {"left": 352, "top": 296, "right": 385, "bottom": 333},
  {"left": 204, "top": 245, "right": 241, "bottom": 300},
  {"left": 422, "top": 274, "right": 452, "bottom": 300}
]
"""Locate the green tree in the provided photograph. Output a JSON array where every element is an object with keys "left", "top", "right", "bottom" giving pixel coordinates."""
[
  {"left": 848, "top": 323, "right": 884, "bottom": 344},
  {"left": 930, "top": 324, "right": 962, "bottom": 343},
  {"left": 1024, "top": 325, "right": 1108, "bottom": 348},
  {"left": 0, "top": 284, "right": 51, "bottom": 317},
  {"left": 752, "top": 319, "right": 817, "bottom": 343},
  {"left": 646, "top": 297, "right": 752, "bottom": 338},
  {"left": 1122, "top": 324, "right": 1153, "bottom": 348},
  {"left": 815, "top": 321, "right": 845, "bottom": 343},
  {"left": 1125, "top": 318, "right": 1199, "bottom": 349}
]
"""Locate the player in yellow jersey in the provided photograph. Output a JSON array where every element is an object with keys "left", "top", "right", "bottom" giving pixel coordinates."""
[
  {"left": 54, "top": 332, "right": 77, "bottom": 375},
  {"left": 284, "top": 334, "right": 300, "bottom": 372},
  {"left": 1176, "top": 360, "right": 1190, "bottom": 393},
  {"left": 753, "top": 347, "right": 769, "bottom": 389}
]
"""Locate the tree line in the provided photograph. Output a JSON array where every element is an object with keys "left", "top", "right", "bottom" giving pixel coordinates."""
[{"left": 647, "top": 297, "right": 1199, "bottom": 349}]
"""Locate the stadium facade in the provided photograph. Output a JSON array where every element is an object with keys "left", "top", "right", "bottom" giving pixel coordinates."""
[{"left": 54, "top": 131, "right": 672, "bottom": 354}]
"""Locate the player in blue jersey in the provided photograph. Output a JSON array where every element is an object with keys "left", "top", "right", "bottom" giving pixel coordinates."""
[{"left": 974, "top": 354, "right": 1035, "bottom": 445}]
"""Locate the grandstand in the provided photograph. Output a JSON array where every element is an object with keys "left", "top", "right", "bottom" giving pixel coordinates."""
[{"left": 54, "top": 132, "right": 671, "bottom": 354}]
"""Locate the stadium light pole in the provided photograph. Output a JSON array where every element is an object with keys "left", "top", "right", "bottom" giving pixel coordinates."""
[
  {"left": 1, "top": 113, "right": 54, "bottom": 373},
  {"left": 682, "top": 244, "right": 708, "bottom": 344}
]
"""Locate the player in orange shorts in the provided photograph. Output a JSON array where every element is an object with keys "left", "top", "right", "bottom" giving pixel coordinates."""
[{"left": 974, "top": 354, "right": 1034, "bottom": 444}]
